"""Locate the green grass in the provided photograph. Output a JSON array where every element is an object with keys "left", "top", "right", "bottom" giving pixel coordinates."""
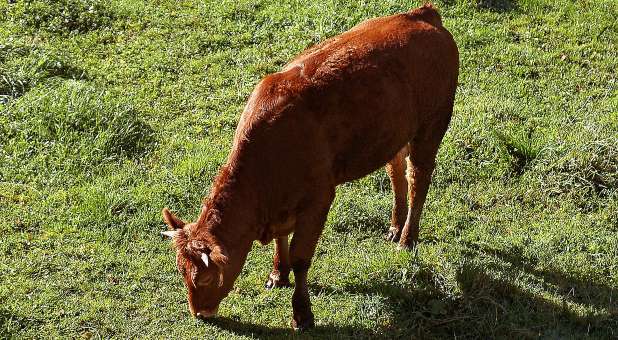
[{"left": 1, "top": 0, "right": 617, "bottom": 338}]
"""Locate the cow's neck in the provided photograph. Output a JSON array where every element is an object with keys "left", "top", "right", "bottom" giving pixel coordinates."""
[{"left": 198, "top": 162, "right": 259, "bottom": 252}]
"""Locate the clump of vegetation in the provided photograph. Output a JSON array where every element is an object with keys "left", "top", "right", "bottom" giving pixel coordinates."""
[
  {"left": 542, "top": 140, "right": 618, "bottom": 205},
  {"left": 8, "top": 0, "right": 117, "bottom": 34},
  {"left": 0, "top": 44, "right": 32, "bottom": 102},
  {"left": 0, "top": 74, "right": 29, "bottom": 103},
  {"left": 0, "top": 45, "right": 86, "bottom": 103},
  {"left": 2, "top": 82, "right": 155, "bottom": 183}
]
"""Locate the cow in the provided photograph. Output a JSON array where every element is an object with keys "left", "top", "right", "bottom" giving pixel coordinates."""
[{"left": 161, "top": 4, "right": 459, "bottom": 330}]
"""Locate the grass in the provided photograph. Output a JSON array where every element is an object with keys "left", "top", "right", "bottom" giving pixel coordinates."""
[{"left": 1, "top": 0, "right": 617, "bottom": 338}]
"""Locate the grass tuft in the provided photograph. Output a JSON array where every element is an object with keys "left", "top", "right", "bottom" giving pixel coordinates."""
[{"left": 495, "top": 128, "right": 543, "bottom": 175}]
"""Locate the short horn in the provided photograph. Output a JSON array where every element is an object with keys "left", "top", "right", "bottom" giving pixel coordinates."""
[
  {"left": 161, "top": 230, "right": 178, "bottom": 239},
  {"left": 201, "top": 252, "right": 210, "bottom": 267}
]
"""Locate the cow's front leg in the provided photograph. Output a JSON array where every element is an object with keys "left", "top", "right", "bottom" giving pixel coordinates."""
[
  {"left": 290, "top": 258, "right": 314, "bottom": 331},
  {"left": 289, "top": 188, "right": 335, "bottom": 331},
  {"left": 265, "top": 236, "right": 291, "bottom": 289}
]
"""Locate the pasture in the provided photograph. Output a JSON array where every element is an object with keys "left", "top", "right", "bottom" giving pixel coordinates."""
[{"left": 1, "top": 0, "right": 617, "bottom": 338}]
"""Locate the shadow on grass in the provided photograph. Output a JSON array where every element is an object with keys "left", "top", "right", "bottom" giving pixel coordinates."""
[
  {"left": 205, "top": 316, "right": 392, "bottom": 340},
  {"left": 463, "top": 242, "right": 618, "bottom": 315},
  {"left": 454, "top": 260, "right": 617, "bottom": 338},
  {"left": 0, "top": 308, "right": 44, "bottom": 338},
  {"left": 476, "top": 0, "right": 518, "bottom": 12},
  {"left": 205, "top": 243, "right": 616, "bottom": 338},
  {"left": 201, "top": 317, "right": 290, "bottom": 339}
]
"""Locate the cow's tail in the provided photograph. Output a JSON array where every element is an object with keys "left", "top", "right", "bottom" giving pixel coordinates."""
[{"left": 410, "top": 3, "right": 443, "bottom": 27}]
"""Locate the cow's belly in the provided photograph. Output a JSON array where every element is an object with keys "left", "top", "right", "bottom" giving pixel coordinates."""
[
  {"left": 259, "top": 214, "right": 296, "bottom": 245},
  {"left": 333, "top": 140, "right": 408, "bottom": 184},
  {"left": 331, "top": 109, "right": 415, "bottom": 184}
]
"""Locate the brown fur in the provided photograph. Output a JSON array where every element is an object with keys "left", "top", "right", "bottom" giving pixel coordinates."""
[{"left": 162, "top": 4, "right": 459, "bottom": 329}]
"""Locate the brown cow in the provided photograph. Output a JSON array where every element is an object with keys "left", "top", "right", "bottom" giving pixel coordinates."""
[{"left": 161, "top": 4, "right": 458, "bottom": 330}]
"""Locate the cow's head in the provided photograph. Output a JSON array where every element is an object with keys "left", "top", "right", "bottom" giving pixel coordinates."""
[{"left": 161, "top": 207, "right": 243, "bottom": 319}]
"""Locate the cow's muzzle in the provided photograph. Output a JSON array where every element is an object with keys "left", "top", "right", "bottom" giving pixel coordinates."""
[{"left": 195, "top": 307, "right": 219, "bottom": 319}]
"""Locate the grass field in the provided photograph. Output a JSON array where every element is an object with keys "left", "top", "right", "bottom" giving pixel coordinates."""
[{"left": 1, "top": 0, "right": 617, "bottom": 338}]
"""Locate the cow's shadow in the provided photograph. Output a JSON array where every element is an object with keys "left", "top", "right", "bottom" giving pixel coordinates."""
[
  {"left": 206, "top": 317, "right": 387, "bottom": 339},
  {"left": 208, "top": 244, "right": 617, "bottom": 339}
]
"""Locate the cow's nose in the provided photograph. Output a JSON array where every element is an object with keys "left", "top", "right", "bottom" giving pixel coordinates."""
[
  {"left": 195, "top": 307, "right": 218, "bottom": 319},
  {"left": 196, "top": 312, "right": 209, "bottom": 319}
]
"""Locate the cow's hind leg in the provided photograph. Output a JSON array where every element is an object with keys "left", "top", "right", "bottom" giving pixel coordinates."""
[
  {"left": 265, "top": 236, "right": 292, "bottom": 289},
  {"left": 385, "top": 145, "right": 409, "bottom": 243},
  {"left": 289, "top": 186, "right": 335, "bottom": 331},
  {"left": 398, "top": 113, "right": 450, "bottom": 249}
]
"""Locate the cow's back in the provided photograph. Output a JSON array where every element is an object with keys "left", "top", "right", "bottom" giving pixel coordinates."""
[{"left": 233, "top": 6, "right": 458, "bottom": 207}]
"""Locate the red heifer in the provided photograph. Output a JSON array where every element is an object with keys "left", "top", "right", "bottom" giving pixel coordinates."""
[{"left": 161, "top": 4, "right": 458, "bottom": 330}]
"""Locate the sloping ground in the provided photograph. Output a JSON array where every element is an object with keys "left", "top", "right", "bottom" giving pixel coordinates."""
[{"left": 1, "top": 0, "right": 616, "bottom": 338}]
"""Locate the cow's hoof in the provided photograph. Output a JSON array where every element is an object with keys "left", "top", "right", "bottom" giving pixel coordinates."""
[
  {"left": 397, "top": 241, "right": 418, "bottom": 251},
  {"left": 264, "top": 272, "right": 291, "bottom": 290},
  {"left": 385, "top": 227, "right": 401, "bottom": 243},
  {"left": 291, "top": 313, "right": 315, "bottom": 332}
]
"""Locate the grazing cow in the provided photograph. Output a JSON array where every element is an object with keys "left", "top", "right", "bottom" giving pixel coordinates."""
[{"left": 161, "top": 4, "right": 458, "bottom": 330}]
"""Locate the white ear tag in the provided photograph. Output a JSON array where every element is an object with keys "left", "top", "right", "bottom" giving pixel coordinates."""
[{"left": 201, "top": 252, "right": 210, "bottom": 267}]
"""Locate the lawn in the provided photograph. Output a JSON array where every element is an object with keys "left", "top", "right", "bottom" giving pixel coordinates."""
[{"left": 1, "top": 0, "right": 617, "bottom": 338}]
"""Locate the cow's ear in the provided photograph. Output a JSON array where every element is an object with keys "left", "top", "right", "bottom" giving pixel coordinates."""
[
  {"left": 162, "top": 208, "right": 185, "bottom": 230},
  {"left": 209, "top": 245, "right": 228, "bottom": 267},
  {"left": 208, "top": 245, "right": 228, "bottom": 287}
]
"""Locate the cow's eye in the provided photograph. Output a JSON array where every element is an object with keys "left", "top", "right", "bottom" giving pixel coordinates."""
[{"left": 195, "top": 272, "right": 214, "bottom": 286}]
